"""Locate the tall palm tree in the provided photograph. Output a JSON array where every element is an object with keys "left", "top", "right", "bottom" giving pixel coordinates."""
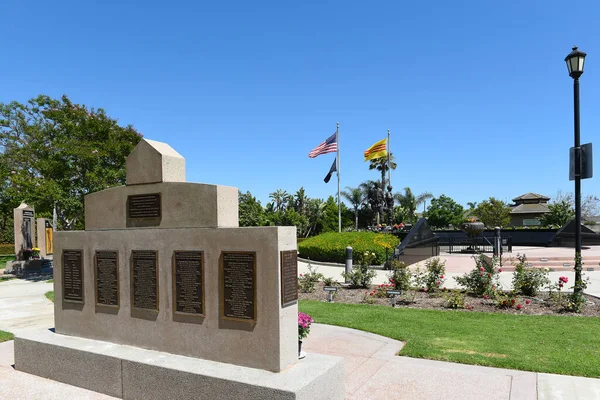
[
  {"left": 305, "top": 198, "right": 326, "bottom": 237},
  {"left": 341, "top": 186, "right": 364, "bottom": 231},
  {"left": 368, "top": 153, "right": 397, "bottom": 192},
  {"left": 394, "top": 187, "right": 432, "bottom": 224},
  {"left": 269, "top": 189, "right": 291, "bottom": 212},
  {"left": 417, "top": 192, "right": 434, "bottom": 213},
  {"left": 294, "top": 187, "right": 308, "bottom": 216}
]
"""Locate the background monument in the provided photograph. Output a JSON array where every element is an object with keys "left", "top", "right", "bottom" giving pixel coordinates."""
[
  {"left": 13, "top": 202, "right": 35, "bottom": 260},
  {"left": 14, "top": 139, "right": 343, "bottom": 400}
]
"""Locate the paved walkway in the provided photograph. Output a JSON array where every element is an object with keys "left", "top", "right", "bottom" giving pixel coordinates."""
[{"left": 0, "top": 277, "right": 600, "bottom": 399}]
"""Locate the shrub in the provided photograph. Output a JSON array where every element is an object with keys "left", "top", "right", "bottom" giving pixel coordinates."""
[
  {"left": 511, "top": 254, "right": 550, "bottom": 296},
  {"left": 298, "top": 232, "right": 399, "bottom": 264},
  {"left": 387, "top": 260, "right": 412, "bottom": 292},
  {"left": 362, "top": 290, "right": 377, "bottom": 304},
  {"left": 298, "top": 264, "right": 323, "bottom": 293},
  {"left": 342, "top": 251, "right": 377, "bottom": 288},
  {"left": 495, "top": 291, "right": 520, "bottom": 309},
  {"left": 374, "top": 283, "right": 395, "bottom": 298},
  {"left": 0, "top": 244, "right": 14, "bottom": 255},
  {"left": 454, "top": 255, "right": 500, "bottom": 296},
  {"left": 444, "top": 291, "right": 466, "bottom": 309},
  {"left": 414, "top": 257, "right": 446, "bottom": 292},
  {"left": 322, "top": 276, "right": 337, "bottom": 286}
]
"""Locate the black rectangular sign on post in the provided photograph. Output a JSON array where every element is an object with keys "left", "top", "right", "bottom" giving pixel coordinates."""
[{"left": 570, "top": 143, "right": 593, "bottom": 180}]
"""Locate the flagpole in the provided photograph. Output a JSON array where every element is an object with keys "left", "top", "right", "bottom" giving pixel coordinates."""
[
  {"left": 387, "top": 129, "right": 391, "bottom": 226},
  {"left": 336, "top": 122, "right": 341, "bottom": 233}
]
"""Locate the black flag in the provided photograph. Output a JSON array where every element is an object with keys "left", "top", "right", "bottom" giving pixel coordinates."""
[{"left": 324, "top": 157, "right": 337, "bottom": 183}]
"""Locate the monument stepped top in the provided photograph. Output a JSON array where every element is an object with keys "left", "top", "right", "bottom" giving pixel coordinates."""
[{"left": 126, "top": 138, "right": 186, "bottom": 185}]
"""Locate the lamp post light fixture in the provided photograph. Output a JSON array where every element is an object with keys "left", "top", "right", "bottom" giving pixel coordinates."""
[{"left": 565, "top": 45, "right": 587, "bottom": 298}]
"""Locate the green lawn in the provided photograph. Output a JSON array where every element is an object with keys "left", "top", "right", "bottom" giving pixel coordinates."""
[
  {"left": 0, "top": 255, "right": 15, "bottom": 269},
  {"left": 0, "top": 276, "right": 16, "bottom": 282},
  {"left": 299, "top": 300, "right": 600, "bottom": 378},
  {"left": 46, "top": 279, "right": 54, "bottom": 283},
  {"left": 45, "top": 291, "right": 54, "bottom": 302},
  {"left": 0, "top": 330, "right": 14, "bottom": 343}
]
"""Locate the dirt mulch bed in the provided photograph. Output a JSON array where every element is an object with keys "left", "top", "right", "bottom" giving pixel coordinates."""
[{"left": 299, "top": 282, "right": 600, "bottom": 317}]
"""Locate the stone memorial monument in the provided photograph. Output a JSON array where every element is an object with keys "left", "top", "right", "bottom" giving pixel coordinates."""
[
  {"left": 13, "top": 202, "right": 35, "bottom": 260},
  {"left": 37, "top": 218, "right": 53, "bottom": 258},
  {"left": 14, "top": 139, "right": 344, "bottom": 400}
]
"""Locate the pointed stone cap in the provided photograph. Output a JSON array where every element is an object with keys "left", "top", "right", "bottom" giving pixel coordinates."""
[{"left": 126, "top": 139, "right": 186, "bottom": 185}]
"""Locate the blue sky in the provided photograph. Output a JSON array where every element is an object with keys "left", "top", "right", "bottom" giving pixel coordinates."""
[{"left": 2, "top": 1, "right": 599, "bottom": 208}]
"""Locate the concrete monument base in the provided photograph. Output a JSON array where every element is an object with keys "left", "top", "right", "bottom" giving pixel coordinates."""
[
  {"left": 4, "top": 258, "right": 53, "bottom": 277},
  {"left": 15, "top": 329, "right": 345, "bottom": 400}
]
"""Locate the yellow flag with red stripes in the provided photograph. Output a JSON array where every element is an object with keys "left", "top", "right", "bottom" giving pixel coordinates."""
[{"left": 364, "top": 138, "right": 387, "bottom": 161}]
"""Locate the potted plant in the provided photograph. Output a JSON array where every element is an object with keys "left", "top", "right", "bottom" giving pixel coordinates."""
[
  {"left": 298, "top": 312, "right": 314, "bottom": 359},
  {"left": 32, "top": 247, "right": 41, "bottom": 260}
]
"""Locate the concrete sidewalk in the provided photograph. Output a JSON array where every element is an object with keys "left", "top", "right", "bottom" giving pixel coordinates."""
[{"left": 304, "top": 324, "right": 600, "bottom": 400}]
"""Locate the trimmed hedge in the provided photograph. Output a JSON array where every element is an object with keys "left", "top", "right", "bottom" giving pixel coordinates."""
[
  {"left": 0, "top": 244, "right": 14, "bottom": 255},
  {"left": 298, "top": 232, "right": 399, "bottom": 264}
]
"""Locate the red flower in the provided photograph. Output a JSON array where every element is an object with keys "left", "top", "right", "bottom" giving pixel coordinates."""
[
  {"left": 479, "top": 273, "right": 483, "bottom": 277},
  {"left": 525, "top": 300, "right": 531, "bottom": 305},
  {"left": 487, "top": 273, "right": 491, "bottom": 278},
  {"left": 484, "top": 295, "right": 489, "bottom": 299},
  {"left": 559, "top": 283, "right": 564, "bottom": 288},
  {"left": 517, "top": 304, "right": 522, "bottom": 310},
  {"left": 502, "top": 300, "right": 507, "bottom": 305},
  {"left": 443, "top": 287, "right": 447, "bottom": 291},
  {"left": 369, "top": 293, "right": 373, "bottom": 296},
  {"left": 440, "top": 275, "right": 444, "bottom": 279},
  {"left": 480, "top": 267, "right": 484, "bottom": 272},
  {"left": 511, "top": 299, "right": 516, "bottom": 304},
  {"left": 436, "top": 281, "right": 441, "bottom": 285},
  {"left": 299, "top": 274, "right": 303, "bottom": 277},
  {"left": 498, "top": 268, "right": 503, "bottom": 273}
]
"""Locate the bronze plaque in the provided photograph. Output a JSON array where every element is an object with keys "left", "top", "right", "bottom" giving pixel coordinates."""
[
  {"left": 173, "top": 251, "right": 204, "bottom": 315},
  {"left": 95, "top": 251, "right": 119, "bottom": 307},
  {"left": 131, "top": 250, "right": 158, "bottom": 310},
  {"left": 280, "top": 250, "right": 298, "bottom": 306},
  {"left": 222, "top": 252, "right": 256, "bottom": 322},
  {"left": 127, "top": 194, "right": 161, "bottom": 219},
  {"left": 63, "top": 250, "right": 84, "bottom": 303}
]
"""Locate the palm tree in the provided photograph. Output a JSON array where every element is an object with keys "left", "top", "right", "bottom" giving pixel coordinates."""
[
  {"left": 269, "top": 189, "right": 291, "bottom": 212},
  {"left": 368, "top": 153, "right": 397, "bottom": 192},
  {"left": 394, "top": 187, "right": 433, "bottom": 224},
  {"left": 294, "top": 187, "right": 308, "bottom": 216},
  {"left": 418, "top": 192, "right": 434, "bottom": 213},
  {"left": 341, "top": 186, "right": 364, "bottom": 231},
  {"left": 305, "top": 198, "right": 326, "bottom": 237}
]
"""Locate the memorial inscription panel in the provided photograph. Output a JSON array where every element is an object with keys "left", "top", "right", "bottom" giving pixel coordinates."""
[
  {"left": 280, "top": 250, "right": 298, "bottom": 306},
  {"left": 131, "top": 250, "right": 158, "bottom": 311},
  {"left": 95, "top": 251, "right": 119, "bottom": 307},
  {"left": 173, "top": 251, "right": 204, "bottom": 316},
  {"left": 63, "top": 250, "right": 84, "bottom": 303},
  {"left": 222, "top": 252, "right": 256, "bottom": 322},
  {"left": 127, "top": 193, "right": 161, "bottom": 219}
]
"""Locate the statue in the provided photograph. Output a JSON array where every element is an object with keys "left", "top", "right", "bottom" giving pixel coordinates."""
[{"left": 22, "top": 217, "right": 33, "bottom": 249}]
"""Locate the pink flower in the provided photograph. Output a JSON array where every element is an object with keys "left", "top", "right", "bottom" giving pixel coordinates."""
[
  {"left": 484, "top": 295, "right": 489, "bottom": 299},
  {"left": 299, "top": 274, "right": 303, "bottom": 277},
  {"left": 559, "top": 283, "right": 564, "bottom": 288},
  {"left": 423, "top": 287, "right": 428, "bottom": 292},
  {"left": 525, "top": 300, "right": 531, "bottom": 305},
  {"left": 436, "top": 281, "right": 441, "bottom": 285},
  {"left": 480, "top": 267, "right": 484, "bottom": 272}
]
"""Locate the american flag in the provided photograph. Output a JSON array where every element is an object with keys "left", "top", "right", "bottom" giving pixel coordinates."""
[{"left": 308, "top": 133, "right": 337, "bottom": 158}]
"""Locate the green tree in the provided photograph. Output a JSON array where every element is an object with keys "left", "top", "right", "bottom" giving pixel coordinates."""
[
  {"left": 238, "top": 191, "right": 267, "bottom": 227},
  {"left": 369, "top": 153, "right": 397, "bottom": 191},
  {"left": 394, "top": 187, "right": 433, "bottom": 224},
  {"left": 473, "top": 197, "right": 511, "bottom": 228},
  {"left": 341, "top": 186, "right": 364, "bottom": 231},
  {"left": 540, "top": 200, "right": 575, "bottom": 227},
  {"left": 269, "top": 189, "right": 291, "bottom": 212},
  {"left": 0, "top": 95, "right": 142, "bottom": 231},
  {"left": 293, "top": 187, "right": 309, "bottom": 215},
  {"left": 424, "top": 195, "right": 465, "bottom": 229}
]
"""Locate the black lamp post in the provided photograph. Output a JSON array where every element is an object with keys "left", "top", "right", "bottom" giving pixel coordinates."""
[{"left": 565, "top": 45, "right": 587, "bottom": 297}]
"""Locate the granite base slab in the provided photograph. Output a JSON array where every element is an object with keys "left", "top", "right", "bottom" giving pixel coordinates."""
[{"left": 14, "top": 330, "right": 344, "bottom": 400}]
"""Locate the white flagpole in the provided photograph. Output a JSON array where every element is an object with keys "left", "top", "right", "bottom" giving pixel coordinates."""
[
  {"left": 387, "top": 129, "right": 391, "bottom": 226},
  {"left": 337, "top": 122, "right": 341, "bottom": 233}
]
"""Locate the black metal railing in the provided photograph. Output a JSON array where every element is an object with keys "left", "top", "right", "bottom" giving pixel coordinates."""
[{"left": 438, "top": 236, "right": 512, "bottom": 254}]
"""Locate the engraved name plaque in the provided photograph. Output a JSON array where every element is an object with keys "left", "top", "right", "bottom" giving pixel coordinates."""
[
  {"left": 280, "top": 250, "right": 298, "bottom": 306},
  {"left": 131, "top": 250, "right": 158, "bottom": 311},
  {"left": 63, "top": 250, "right": 84, "bottom": 303},
  {"left": 174, "top": 251, "right": 204, "bottom": 316},
  {"left": 127, "top": 194, "right": 161, "bottom": 219},
  {"left": 95, "top": 251, "right": 119, "bottom": 307},
  {"left": 222, "top": 252, "right": 256, "bottom": 322}
]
